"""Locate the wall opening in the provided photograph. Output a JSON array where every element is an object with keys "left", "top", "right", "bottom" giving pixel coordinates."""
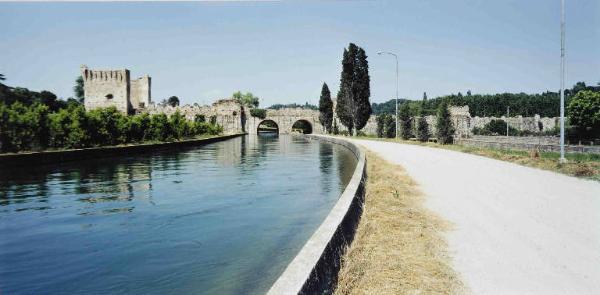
[
  {"left": 292, "top": 120, "right": 313, "bottom": 134},
  {"left": 257, "top": 120, "right": 279, "bottom": 134}
]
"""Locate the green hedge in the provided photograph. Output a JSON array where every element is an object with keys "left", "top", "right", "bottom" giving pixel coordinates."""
[{"left": 0, "top": 103, "right": 222, "bottom": 153}]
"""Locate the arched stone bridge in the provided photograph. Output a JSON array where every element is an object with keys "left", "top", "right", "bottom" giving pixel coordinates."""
[{"left": 246, "top": 108, "right": 324, "bottom": 135}]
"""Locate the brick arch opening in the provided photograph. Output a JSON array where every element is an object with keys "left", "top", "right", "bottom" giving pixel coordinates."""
[
  {"left": 292, "top": 119, "right": 313, "bottom": 134},
  {"left": 257, "top": 119, "right": 279, "bottom": 134}
]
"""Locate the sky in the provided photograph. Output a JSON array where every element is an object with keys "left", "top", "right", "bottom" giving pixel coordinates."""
[{"left": 1, "top": 1, "right": 599, "bottom": 107}]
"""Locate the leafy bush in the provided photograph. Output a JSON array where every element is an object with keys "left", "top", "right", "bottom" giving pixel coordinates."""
[
  {"left": 568, "top": 90, "right": 600, "bottom": 139},
  {"left": 473, "top": 119, "right": 519, "bottom": 136},
  {"left": 249, "top": 108, "right": 267, "bottom": 119},
  {"left": 0, "top": 103, "right": 223, "bottom": 153}
]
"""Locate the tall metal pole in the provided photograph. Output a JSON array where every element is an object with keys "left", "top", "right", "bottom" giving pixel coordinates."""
[
  {"left": 394, "top": 55, "right": 399, "bottom": 139},
  {"left": 559, "top": 0, "right": 566, "bottom": 163},
  {"left": 377, "top": 51, "right": 399, "bottom": 138}
]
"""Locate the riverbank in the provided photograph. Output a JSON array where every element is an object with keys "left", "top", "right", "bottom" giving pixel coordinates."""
[
  {"left": 334, "top": 149, "right": 465, "bottom": 294},
  {"left": 352, "top": 136, "right": 600, "bottom": 181},
  {"left": 0, "top": 133, "right": 243, "bottom": 167}
]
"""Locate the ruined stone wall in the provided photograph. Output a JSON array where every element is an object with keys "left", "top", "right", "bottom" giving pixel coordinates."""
[
  {"left": 81, "top": 65, "right": 130, "bottom": 113},
  {"left": 145, "top": 99, "right": 245, "bottom": 134},
  {"left": 371, "top": 105, "right": 559, "bottom": 138},
  {"left": 471, "top": 115, "right": 558, "bottom": 133}
]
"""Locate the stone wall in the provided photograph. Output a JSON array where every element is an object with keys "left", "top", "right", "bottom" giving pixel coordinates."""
[
  {"left": 267, "top": 134, "right": 366, "bottom": 294},
  {"left": 145, "top": 99, "right": 245, "bottom": 134},
  {"left": 455, "top": 136, "right": 600, "bottom": 154}
]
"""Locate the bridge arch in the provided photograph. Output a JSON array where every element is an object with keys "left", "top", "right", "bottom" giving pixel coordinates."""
[
  {"left": 291, "top": 119, "right": 313, "bottom": 134},
  {"left": 257, "top": 119, "right": 279, "bottom": 134}
]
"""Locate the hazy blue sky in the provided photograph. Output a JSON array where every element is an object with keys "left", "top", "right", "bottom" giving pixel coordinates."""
[{"left": 1, "top": 1, "right": 598, "bottom": 107}]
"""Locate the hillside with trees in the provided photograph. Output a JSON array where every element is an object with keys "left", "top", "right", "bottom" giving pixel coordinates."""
[{"left": 372, "top": 81, "right": 600, "bottom": 118}]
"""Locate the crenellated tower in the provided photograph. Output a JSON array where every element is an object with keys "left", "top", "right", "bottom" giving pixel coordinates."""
[{"left": 80, "top": 65, "right": 151, "bottom": 114}]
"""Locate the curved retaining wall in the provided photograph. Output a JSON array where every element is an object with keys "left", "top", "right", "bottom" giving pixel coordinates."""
[{"left": 268, "top": 134, "right": 367, "bottom": 295}]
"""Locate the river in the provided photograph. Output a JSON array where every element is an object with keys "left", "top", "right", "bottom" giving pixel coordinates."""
[{"left": 0, "top": 134, "right": 357, "bottom": 294}]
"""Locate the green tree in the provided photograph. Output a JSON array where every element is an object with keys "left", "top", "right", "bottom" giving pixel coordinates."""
[
  {"left": 233, "top": 91, "right": 260, "bottom": 108},
  {"left": 416, "top": 104, "right": 430, "bottom": 142},
  {"left": 398, "top": 102, "right": 412, "bottom": 140},
  {"left": 436, "top": 100, "right": 455, "bottom": 144},
  {"left": 567, "top": 90, "right": 600, "bottom": 138},
  {"left": 87, "top": 107, "right": 126, "bottom": 145},
  {"left": 167, "top": 96, "right": 180, "bottom": 107},
  {"left": 0, "top": 102, "right": 50, "bottom": 152},
  {"left": 383, "top": 114, "right": 396, "bottom": 138},
  {"left": 149, "top": 113, "right": 172, "bottom": 141},
  {"left": 74, "top": 76, "right": 84, "bottom": 103},
  {"left": 376, "top": 114, "right": 386, "bottom": 138},
  {"left": 318, "top": 83, "right": 334, "bottom": 133},
  {"left": 336, "top": 43, "right": 372, "bottom": 136}
]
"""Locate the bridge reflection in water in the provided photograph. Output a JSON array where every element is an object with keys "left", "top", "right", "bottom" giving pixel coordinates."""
[{"left": 0, "top": 135, "right": 357, "bottom": 295}]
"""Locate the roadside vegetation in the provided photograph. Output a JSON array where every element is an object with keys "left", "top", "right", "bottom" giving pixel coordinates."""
[{"left": 335, "top": 150, "right": 465, "bottom": 294}]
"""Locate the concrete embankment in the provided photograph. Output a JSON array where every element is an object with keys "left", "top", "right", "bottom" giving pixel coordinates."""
[
  {"left": 0, "top": 133, "right": 244, "bottom": 167},
  {"left": 267, "top": 134, "right": 367, "bottom": 295}
]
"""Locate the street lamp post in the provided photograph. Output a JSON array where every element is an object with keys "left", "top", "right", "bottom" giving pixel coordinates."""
[
  {"left": 377, "top": 51, "right": 399, "bottom": 138},
  {"left": 559, "top": 0, "right": 567, "bottom": 163}
]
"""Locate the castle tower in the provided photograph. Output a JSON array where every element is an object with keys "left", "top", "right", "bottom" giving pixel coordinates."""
[{"left": 80, "top": 65, "right": 151, "bottom": 114}]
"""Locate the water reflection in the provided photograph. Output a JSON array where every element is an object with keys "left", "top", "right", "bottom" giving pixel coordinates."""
[{"left": 0, "top": 135, "right": 357, "bottom": 295}]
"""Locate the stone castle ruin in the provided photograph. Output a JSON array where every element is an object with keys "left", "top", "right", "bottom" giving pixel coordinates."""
[
  {"left": 80, "top": 66, "right": 558, "bottom": 137},
  {"left": 81, "top": 65, "right": 151, "bottom": 114}
]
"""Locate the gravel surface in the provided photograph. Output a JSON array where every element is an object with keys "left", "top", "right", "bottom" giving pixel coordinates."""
[{"left": 351, "top": 139, "right": 600, "bottom": 295}]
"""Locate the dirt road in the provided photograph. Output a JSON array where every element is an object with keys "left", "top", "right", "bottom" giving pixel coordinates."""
[{"left": 351, "top": 139, "right": 600, "bottom": 294}]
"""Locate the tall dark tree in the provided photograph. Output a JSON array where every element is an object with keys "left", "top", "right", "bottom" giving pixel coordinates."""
[
  {"left": 416, "top": 101, "right": 430, "bottom": 142},
  {"left": 436, "top": 100, "right": 455, "bottom": 144},
  {"left": 398, "top": 102, "right": 412, "bottom": 139},
  {"left": 167, "top": 96, "right": 180, "bottom": 107},
  {"left": 0, "top": 74, "right": 5, "bottom": 81},
  {"left": 74, "top": 76, "right": 84, "bottom": 103},
  {"left": 336, "top": 43, "right": 372, "bottom": 136},
  {"left": 423, "top": 92, "right": 427, "bottom": 101},
  {"left": 467, "top": 90, "right": 472, "bottom": 96},
  {"left": 318, "top": 83, "right": 334, "bottom": 133}
]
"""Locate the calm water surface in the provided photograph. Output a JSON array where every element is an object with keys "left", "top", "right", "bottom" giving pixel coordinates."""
[{"left": 0, "top": 135, "right": 357, "bottom": 294}]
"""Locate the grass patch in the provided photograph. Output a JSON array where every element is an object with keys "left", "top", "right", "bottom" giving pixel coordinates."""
[
  {"left": 335, "top": 150, "right": 465, "bottom": 295},
  {"left": 350, "top": 136, "right": 600, "bottom": 181}
]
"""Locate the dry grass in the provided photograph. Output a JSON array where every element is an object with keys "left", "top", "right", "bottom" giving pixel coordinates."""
[{"left": 335, "top": 150, "right": 466, "bottom": 295}]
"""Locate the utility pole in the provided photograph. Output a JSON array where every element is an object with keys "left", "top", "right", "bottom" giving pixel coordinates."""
[
  {"left": 559, "top": 0, "right": 567, "bottom": 163},
  {"left": 377, "top": 52, "right": 399, "bottom": 138}
]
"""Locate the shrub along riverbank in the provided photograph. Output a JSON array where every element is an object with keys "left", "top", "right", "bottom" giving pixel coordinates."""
[{"left": 0, "top": 103, "right": 222, "bottom": 153}]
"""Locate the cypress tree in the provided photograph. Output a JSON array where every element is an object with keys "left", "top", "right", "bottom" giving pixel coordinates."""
[
  {"left": 436, "top": 100, "right": 455, "bottom": 144},
  {"left": 376, "top": 114, "right": 385, "bottom": 138},
  {"left": 416, "top": 103, "right": 430, "bottom": 142},
  {"left": 383, "top": 114, "right": 396, "bottom": 138},
  {"left": 336, "top": 43, "right": 372, "bottom": 136},
  {"left": 398, "top": 102, "right": 412, "bottom": 139},
  {"left": 318, "top": 83, "right": 333, "bottom": 133}
]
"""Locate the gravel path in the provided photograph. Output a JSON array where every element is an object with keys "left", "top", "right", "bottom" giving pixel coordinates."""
[{"left": 351, "top": 139, "right": 600, "bottom": 295}]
